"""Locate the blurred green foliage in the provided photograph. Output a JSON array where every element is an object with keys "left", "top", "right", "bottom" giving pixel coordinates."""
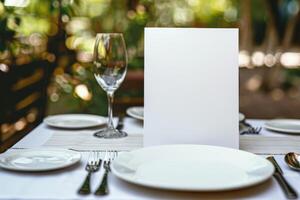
[{"left": 1, "top": 0, "right": 299, "bottom": 116}]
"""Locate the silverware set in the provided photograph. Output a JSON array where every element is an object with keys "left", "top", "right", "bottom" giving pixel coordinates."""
[
  {"left": 80, "top": 116, "right": 299, "bottom": 198},
  {"left": 240, "top": 127, "right": 262, "bottom": 135},
  {"left": 240, "top": 115, "right": 298, "bottom": 198},
  {"left": 267, "top": 153, "right": 300, "bottom": 199},
  {"left": 78, "top": 150, "right": 118, "bottom": 196}
]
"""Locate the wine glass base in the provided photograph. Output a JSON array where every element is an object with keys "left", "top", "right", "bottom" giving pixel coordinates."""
[{"left": 94, "top": 128, "right": 127, "bottom": 139}]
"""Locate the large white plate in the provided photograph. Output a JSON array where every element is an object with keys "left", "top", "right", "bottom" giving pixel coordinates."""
[
  {"left": 265, "top": 119, "right": 300, "bottom": 134},
  {"left": 0, "top": 149, "right": 81, "bottom": 172},
  {"left": 44, "top": 114, "right": 106, "bottom": 129},
  {"left": 111, "top": 145, "right": 274, "bottom": 191},
  {"left": 126, "top": 107, "right": 144, "bottom": 120}
]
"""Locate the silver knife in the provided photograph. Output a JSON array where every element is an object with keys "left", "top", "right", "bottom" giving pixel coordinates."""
[{"left": 267, "top": 156, "right": 298, "bottom": 199}]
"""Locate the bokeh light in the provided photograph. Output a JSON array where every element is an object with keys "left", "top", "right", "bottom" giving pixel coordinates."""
[{"left": 75, "top": 84, "right": 92, "bottom": 101}]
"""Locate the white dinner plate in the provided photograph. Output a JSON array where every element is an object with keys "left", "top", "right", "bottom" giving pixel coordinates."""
[
  {"left": 44, "top": 114, "right": 106, "bottom": 129},
  {"left": 265, "top": 119, "right": 300, "bottom": 134},
  {"left": 0, "top": 149, "right": 81, "bottom": 172},
  {"left": 111, "top": 144, "right": 274, "bottom": 191},
  {"left": 126, "top": 107, "right": 144, "bottom": 120}
]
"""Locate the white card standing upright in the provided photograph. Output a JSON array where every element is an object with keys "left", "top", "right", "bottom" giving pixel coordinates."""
[{"left": 144, "top": 28, "right": 239, "bottom": 148}]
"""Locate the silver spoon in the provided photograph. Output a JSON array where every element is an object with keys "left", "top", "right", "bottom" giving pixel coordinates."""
[{"left": 285, "top": 152, "right": 300, "bottom": 171}]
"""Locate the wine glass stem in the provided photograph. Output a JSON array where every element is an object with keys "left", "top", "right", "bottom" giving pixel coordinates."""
[{"left": 107, "top": 91, "right": 114, "bottom": 129}]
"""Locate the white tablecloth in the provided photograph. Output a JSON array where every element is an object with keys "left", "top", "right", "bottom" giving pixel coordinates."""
[
  {"left": 0, "top": 118, "right": 299, "bottom": 200},
  {"left": 12, "top": 118, "right": 300, "bottom": 154}
]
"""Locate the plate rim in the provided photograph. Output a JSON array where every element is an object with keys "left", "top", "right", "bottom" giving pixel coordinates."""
[
  {"left": 0, "top": 148, "right": 81, "bottom": 172},
  {"left": 44, "top": 114, "right": 106, "bottom": 129},
  {"left": 265, "top": 119, "right": 300, "bottom": 134},
  {"left": 126, "top": 106, "right": 144, "bottom": 120},
  {"left": 111, "top": 144, "right": 274, "bottom": 191},
  {"left": 239, "top": 112, "right": 245, "bottom": 122}
]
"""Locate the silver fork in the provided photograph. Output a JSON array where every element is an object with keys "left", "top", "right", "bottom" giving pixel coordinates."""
[
  {"left": 78, "top": 151, "right": 102, "bottom": 195},
  {"left": 240, "top": 127, "right": 262, "bottom": 135},
  {"left": 94, "top": 150, "right": 118, "bottom": 196}
]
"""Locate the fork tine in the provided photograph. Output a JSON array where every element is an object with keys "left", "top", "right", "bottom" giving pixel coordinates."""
[
  {"left": 94, "top": 151, "right": 98, "bottom": 161},
  {"left": 94, "top": 151, "right": 99, "bottom": 165},
  {"left": 258, "top": 127, "right": 262, "bottom": 132},
  {"left": 92, "top": 151, "right": 96, "bottom": 164},
  {"left": 100, "top": 151, "right": 105, "bottom": 160},
  {"left": 98, "top": 151, "right": 102, "bottom": 165},
  {"left": 108, "top": 150, "right": 112, "bottom": 162},
  {"left": 108, "top": 151, "right": 115, "bottom": 162},
  {"left": 107, "top": 150, "right": 112, "bottom": 162},
  {"left": 87, "top": 151, "right": 92, "bottom": 164},
  {"left": 104, "top": 150, "right": 108, "bottom": 162},
  {"left": 253, "top": 127, "right": 259, "bottom": 134},
  {"left": 97, "top": 151, "right": 101, "bottom": 161},
  {"left": 113, "top": 151, "right": 117, "bottom": 160},
  {"left": 90, "top": 151, "right": 96, "bottom": 164}
]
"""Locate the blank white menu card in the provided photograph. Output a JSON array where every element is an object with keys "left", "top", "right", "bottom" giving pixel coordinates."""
[{"left": 144, "top": 28, "right": 239, "bottom": 148}]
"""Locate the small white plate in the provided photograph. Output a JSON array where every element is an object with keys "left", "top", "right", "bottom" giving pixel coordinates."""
[
  {"left": 44, "top": 114, "right": 106, "bottom": 129},
  {"left": 126, "top": 107, "right": 144, "bottom": 120},
  {"left": 265, "top": 119, "right": 300, "bottom": 134},
  {"left": 0, "top": 149, "right": 81, "bottom": 172},
  {"left": 239, "top": 113, "right": 245, "bottom": 122},
  {"left": 111, "top": 144, "right": 274, "bottom": 191}
]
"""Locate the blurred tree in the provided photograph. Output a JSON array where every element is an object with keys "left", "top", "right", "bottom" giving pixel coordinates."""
[{"left": 0, "top": 0, "right": 299, "bottom": 117}]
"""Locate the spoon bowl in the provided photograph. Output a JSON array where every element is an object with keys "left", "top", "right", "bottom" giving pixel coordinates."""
[{"left": 285, "top": 152, "right": 300, "bottom": 171}]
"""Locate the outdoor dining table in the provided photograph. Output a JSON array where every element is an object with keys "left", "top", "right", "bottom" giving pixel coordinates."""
[{"left": 1, "top": 118, "right": 300, "bottom": 200}]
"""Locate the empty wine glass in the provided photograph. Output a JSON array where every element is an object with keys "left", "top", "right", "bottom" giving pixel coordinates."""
[{"left": 93, "top": 33, "right": 127, "bottom": 138}]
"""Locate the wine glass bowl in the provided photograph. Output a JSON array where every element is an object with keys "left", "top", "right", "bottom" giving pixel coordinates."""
[
  {"left": 94, "top": 34, "right": 127, "bottom": 93},
  {"left": 93, "top": 33, "right": 128, "bottom": 138}
]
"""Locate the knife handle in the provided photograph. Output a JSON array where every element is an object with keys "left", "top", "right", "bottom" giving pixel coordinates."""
[{"left": 273, "top": 172, "right": 298, "bottom": 199}]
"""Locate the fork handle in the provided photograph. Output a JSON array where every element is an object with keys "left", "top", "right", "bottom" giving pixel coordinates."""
[
  {"left": 78, "top": 171, "right": 92, "bottom": 195},
  {"left": 95, "top": 170, "right": 109, "bottom": 195}
]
